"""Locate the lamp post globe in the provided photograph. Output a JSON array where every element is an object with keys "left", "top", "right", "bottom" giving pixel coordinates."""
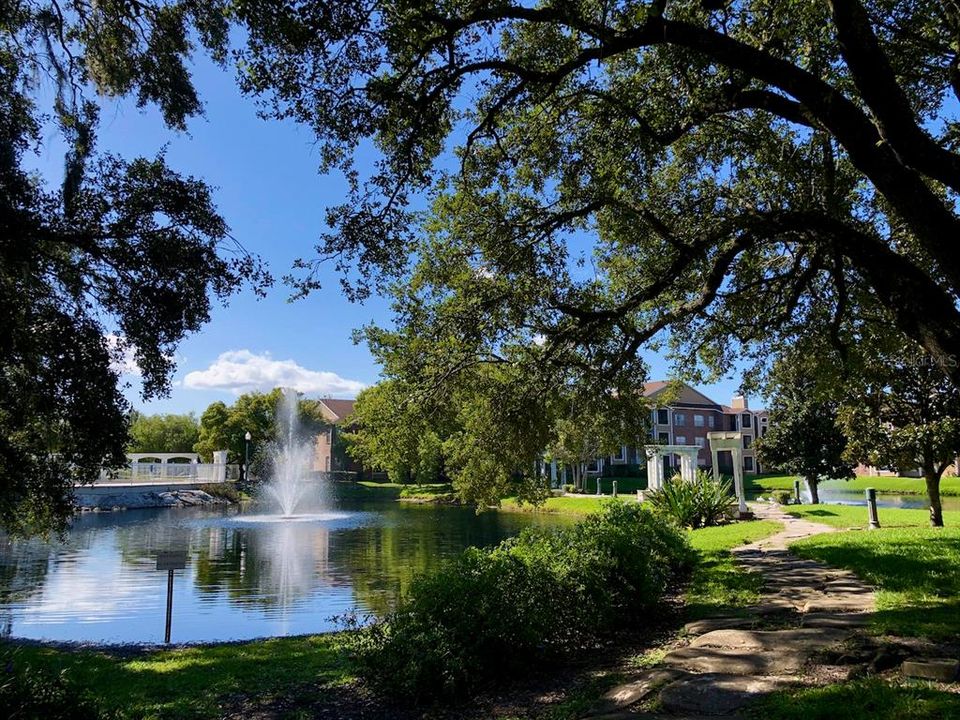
[{"left": 244, "top": 431, "right": 252, "bottom": 482}]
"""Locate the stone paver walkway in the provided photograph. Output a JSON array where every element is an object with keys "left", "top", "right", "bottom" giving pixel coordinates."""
[{"left": 584, "top": 504, "right": 875, "bottom": 718}]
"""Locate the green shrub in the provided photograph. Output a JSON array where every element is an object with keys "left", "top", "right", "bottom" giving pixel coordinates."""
[
  {"left": 773, "top": 490, "right": 794, "bottom": 505},
  {"left": 647, "top": 470, "right": 735, "bottom": 529},
  {"left": 343, "top": 502, "right": 692, "bottom": 703},
  {"left": 1, "top": 651, "right": 109, "bottom": 719},
  {"left": 198, "top": 482, "right": 241, "bottom": 502}
]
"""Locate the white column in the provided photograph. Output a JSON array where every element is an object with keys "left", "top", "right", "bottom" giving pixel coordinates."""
[
  {"left": 732, "top": 448, "right": 747, "bottom": 514},
  {"left": 550, "top": 459, "right": 558, "bottom": 487},
  {"left": 212, "top": 450, "right": 228, "bottom": 483}
]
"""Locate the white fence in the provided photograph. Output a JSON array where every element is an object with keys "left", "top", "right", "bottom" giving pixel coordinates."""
[{"left": 98, "top": 463, "right": 240, "bottom": 484}]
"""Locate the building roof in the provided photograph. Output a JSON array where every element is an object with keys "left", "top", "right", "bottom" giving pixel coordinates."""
[
  {"left": 317, "top": 398, "right": 356, "bottom": 423},
  {"left": 643, "top": 381, "right": 722, "bottom": 409}
]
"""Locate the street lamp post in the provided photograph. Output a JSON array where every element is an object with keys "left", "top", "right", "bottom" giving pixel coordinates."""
[{"left": 244, "top": 431, "right": 252, "bottom": 483}]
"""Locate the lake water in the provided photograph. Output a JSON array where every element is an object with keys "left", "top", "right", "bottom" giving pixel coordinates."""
[
  {"left": 807, "top": 487, "right": 960, "bottom": 512},
  {"left": 0, "top": 499, "right": 568, "bottom": 644}
]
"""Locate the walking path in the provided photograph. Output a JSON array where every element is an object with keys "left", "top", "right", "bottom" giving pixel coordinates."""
[{"left": 584, "top": 504, "right": 875, "bottom": 718}]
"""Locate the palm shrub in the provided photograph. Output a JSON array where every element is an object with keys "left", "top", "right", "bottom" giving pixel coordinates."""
[
  {"left": 647, "top": 470, "right": 735, "bottom": 529},
  {"left": 343, "top": 502, "right": 692, "bottom": 702}
]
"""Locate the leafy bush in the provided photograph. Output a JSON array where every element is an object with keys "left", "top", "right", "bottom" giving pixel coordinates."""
[
  {"left": 1, "top": 651, "right": 109, "bottom": 719},
  {"left": 198, "top": 482, "right": 241, "bottom": 502},
  {"left": 647, "top": 470, "right": 735, "bottom": 529},
  {"left": 773, "top": 490, "right": 794, "bottom": 505},
  {"left": 343, "top": 502, "right": 692, "bottom": 702}
]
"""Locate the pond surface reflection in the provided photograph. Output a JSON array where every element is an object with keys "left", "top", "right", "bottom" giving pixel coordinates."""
[{"left": 0, "top": 499, "right": 568, "bottom": 644}]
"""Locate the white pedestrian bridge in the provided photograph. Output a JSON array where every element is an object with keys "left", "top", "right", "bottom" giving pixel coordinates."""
[{"left": 96, "top": 451, "right": 238, "bottom": 485}]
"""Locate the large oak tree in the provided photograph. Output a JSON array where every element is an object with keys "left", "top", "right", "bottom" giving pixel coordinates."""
[
  {"left": 226, "top": 0, "right": 960, "bottom": 499},
  {"left": 1, "top": 2, "right": 269, "bottom": 535}
]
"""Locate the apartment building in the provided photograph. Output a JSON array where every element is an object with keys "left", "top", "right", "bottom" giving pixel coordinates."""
[{"left": 593, "top": 381, "right": 770, "bottom": 476}]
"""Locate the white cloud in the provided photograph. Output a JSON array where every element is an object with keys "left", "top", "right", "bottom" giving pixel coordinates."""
[
  {"left": 104, "top": 333, "right": 142, "bottom": 377},
  {"left": 183, "top": 350, "right": 366, "bottom": 397}
]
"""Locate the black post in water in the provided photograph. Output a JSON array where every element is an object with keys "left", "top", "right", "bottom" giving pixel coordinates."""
[
  {"left": 164, "top": 568, "right": 174, "bottom": 643},
  {"left": 794, "top": 479, "right": 801, "bottom": 504},
  {"left": 866, "top": 488, "right": 881, "bottom": 530}
]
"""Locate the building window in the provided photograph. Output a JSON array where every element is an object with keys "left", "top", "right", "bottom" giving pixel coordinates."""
[
  {"left": 674, "top": 413, "right": 686, "bottom": 427},
  {"left": 761, "top": 417, "right": 768, "bottom": 425},
  {"left": 744, "top": 457, "right": 754, "bottom": 471},
  {"left": 695, "top": 437, "right": 706, "bottom": 448},
  {"left": 657, "top": 408, "right": 668, "bottom": 425},
  {"left": 707, "top": 415, "right": 715, "bottom": 428},
  {"left": 743, "top": 434, "right": 753, "bottom": 449},
  {"left": 613, "top": 445, "right": 627, "bottom": 462},
  {"left": 742, "top": 412, "right": 752, "bottom": 427},
  {"left": 694, "top": 414, "right": 704, "bottom": 427},
  {"left": 675, "top": 435, "right": 687, "bottom": 445},
  {"left": 658, "top": 432, "right": 669, "bottom": 444}
]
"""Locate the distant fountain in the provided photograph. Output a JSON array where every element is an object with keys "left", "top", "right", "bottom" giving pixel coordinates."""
[{"left": 262, "top": 388, "right": 325, "bottom": 517}]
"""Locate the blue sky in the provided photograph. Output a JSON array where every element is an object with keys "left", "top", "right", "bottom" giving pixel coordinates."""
[{"left": 32, "top": 53, "right": 749, "bottom": 415}]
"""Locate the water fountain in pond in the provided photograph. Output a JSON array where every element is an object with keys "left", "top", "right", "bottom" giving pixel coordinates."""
[{"left": 260, "top": 388, "right": 329, "bottom": 519}]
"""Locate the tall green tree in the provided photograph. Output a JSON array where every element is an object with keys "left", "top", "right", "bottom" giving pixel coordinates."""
[
  {"left": 756, "top": 357, "right": 854, "bottom": 505},
  {"left": 840, "top": 351, "right": 960, "bottom": 527},
  {"left": 1, "top": 2, "right": 268, "bottom": 535},
  {"left": 344, "top": 381, "right": 448, "bottom": 485},
  {"left": 223, "top": 1, "right": 960, "bottom": 504},
  {"left": 128, "top": 413, "right": 200, "bottom": 454},
  {"left": 195, "top": 389, "right": 328, "bottom": 469}
]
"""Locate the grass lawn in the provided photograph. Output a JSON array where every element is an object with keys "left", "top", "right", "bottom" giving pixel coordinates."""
[
  {"left": 785, "top": 504, "right": 960, "bottom": 529},
  {"left": 789, "top": 524, "right": 960, "bottom": 639},
  {"left": 750, "top": 678, "right": 960, "bottom": 720},
  {"left": 3, "top": 634, "right": 353, "bottom": 719},
  {"left": 684, "top": 520, "right": 784, "bottom": 618},
  {"left": 499, "top": 494, "right": 617, "bottom": 515},
  {"left": 746, "top": 474, "right": 960, "bottom": 497}
]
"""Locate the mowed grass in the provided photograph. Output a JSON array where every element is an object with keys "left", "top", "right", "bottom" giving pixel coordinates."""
[
  {"left": 3, "top": 634, "right": 353, "bottom": 719},
  {"left": 786, "top": 504, "right": 960, "bottom": 529},
  {"left": 499, "top": 494, "right": 617, "bottom": 515},
  {"left": 746, "top": 474, "right": 960, "bottom": 497},
  {"left": 750, "top": 678, "right": 960, "bottom": 720},
  {"left": 790, "top": 524, "right": 960, "bottom": 639},
  {"left": 684, "top": 520, "right": 784, "bottom": 618}
]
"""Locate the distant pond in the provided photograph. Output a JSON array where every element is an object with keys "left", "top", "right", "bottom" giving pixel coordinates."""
[{"left": 0, "top": 499, "right": 569, "bottom": 644}]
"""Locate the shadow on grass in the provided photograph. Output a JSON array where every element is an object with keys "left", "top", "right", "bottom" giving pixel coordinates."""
[
  {"left": 6, "top": 635, "right": 354, "bottom": 719},
  {"left": 792, "top": 529, "right": 960, "bottom": 638},
  {"left": 749, "top": 678, "right": 960, "bottom": 720}
]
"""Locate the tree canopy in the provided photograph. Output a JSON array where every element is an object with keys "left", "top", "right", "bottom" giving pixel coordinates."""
[
  {"left": 755, "top": 354, "right": 854, "bottom": 504},
  {"left": 195, "top": 389, "right": 328, "bottom": 470},
  {"left": 127, "top": 412, "right": 200, "bottom": 454},
  {"left": 1, "top": 1, "right": 269, "bottom": 534},
  {"left": 839, "top": 343, "right": 960, "bottom": 527},
  {"left": 226, "top": 0, "right": 960, "bottom": 498}
]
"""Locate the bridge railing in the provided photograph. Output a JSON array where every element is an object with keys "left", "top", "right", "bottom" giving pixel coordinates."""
[{"left": 97, "top": 463, "right": 240, "bottom": 484}]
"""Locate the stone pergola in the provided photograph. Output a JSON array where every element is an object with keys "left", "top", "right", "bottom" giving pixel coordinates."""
[
  {"left": 643, "top": 445, "right": 699, "bottom": 491},
  {"left": 706, "top": 431, "right": 750, "bottom": 517}
]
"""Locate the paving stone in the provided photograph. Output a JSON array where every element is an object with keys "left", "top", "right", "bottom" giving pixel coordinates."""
[
  {"left": 742, "top": 599, "right": 800, "bottom": 616},
  {"left": 585, "top": 668, "right": 688, "bottom": 716},
  {"left": 683, "top": 617, "right": 758, "bottom": 635},
  {"left": 688, "top": 628, "right": 849, "bottom": 652},
  {"left": 902, "top": 658, "right": 959, "bottom": 682},
  {"left": 801, "top": 612, "right": 872, "bottom": 629},
  {"left": 658, "top": 673, "right": 792, "bottom": 716},
  {"left": 802, "top": 594, "right": 874, "bottom": 614},
  {"left": 662, "top": 646, "right": 806, "bottom": 675}
]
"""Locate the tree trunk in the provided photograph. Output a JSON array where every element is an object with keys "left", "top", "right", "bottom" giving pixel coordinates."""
[
  {"left": 807, "top": 477, "right": 820, "bottom": 504},
  {"left": 925, "top": 472, "right": 945, "bottom": 527}
]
